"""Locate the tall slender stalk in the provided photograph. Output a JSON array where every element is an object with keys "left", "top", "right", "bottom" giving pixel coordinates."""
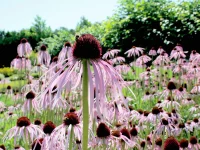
[{"left": 82, "top": 59, "right": 89, "bottom": 150}]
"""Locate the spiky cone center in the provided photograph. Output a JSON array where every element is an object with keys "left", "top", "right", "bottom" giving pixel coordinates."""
[
  {"left": 52, "top": 56, "right": 58, "bottom": 62},
  {"left": 26, "top": 91, "right": 35, "bottom": 99},
  {"left": 167, "top": 82, "right": 176, "bottom": 90},
  {"left": 0, "top": 144, "right": 6, "bottom": 150},
  {"left": 156, "top": 138, "right": 162, "bottom": 146},
  {"left": 96, "top": 123, "right": 110, "bottom": 138},
  {"left": 64, "top": 42, "right": 71, "bottom": 47},
  {"left": 178, "top": 123, "right": 185, "bottom": 128},
  {"left": 34, "top": 119, "right": 42, "bottom": 125},
  {"left": 14, "top": 146, "right": 20, "bottom": 149},
  {"left": 69, "top": 107, "right": 76, "bottom": 112},
  {"left": 152, "top": 106, "right": 160, "bottom": 115},
  {"left": 40, "top": 45, "right": 47, "bottom": 51},
  {"left": 190, "top": 136, "right": 197, "bottom": 144},
  {"left": 43, "top": 121, "right": 56, "bottom": 134},
  {"left": 111, "top": 130, "right": 121, "bottom": 137},
  {"left": 144, "top": 111, "right": 150, "bottom": 117},
  {"left": 137, "top": 109, "right": 143, "bottom": 115},
  {"left": 120, "top": 128, "right": 131, "bottom": 139},
  {"left": 63, "top": 112, "right": 79, "bottom": 126},
  {"left": 162, "top": 118, "right": 169, "bottom": 125},
  {"left": 31, "top": 138, "right": 44, "bottom": 150},
  {"left": 130, "top": 127, "right": 138, "bottom": 136},
  {"left": 7, "top": 85, "right": 11, "bottom": 90},
  {"left": 180, "top": 139, "right": 188, "bottom": 148},
  {"left": 21, "top": 38, "right": 27, "bottom": 43},
  {"left": 140, "top": 141, "right": 146, "bottom": 148},
  {"left": 72, "top": 34, "right": 102, "bottom": 59},
  {"left": 164, "top": 137, "right": 179, "bottom": 150},
  {"left": 17, "top": 117, "right": 31, "bottom": 127},
  {"left": 193, "top": 118, "right": 199, "bottom": 123}
]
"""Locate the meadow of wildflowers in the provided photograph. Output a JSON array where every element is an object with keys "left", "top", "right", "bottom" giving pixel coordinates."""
[{"left": 0, "top": 35, "right": 199, "bottom": 150}]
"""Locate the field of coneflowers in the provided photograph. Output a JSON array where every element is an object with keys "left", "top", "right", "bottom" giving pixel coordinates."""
[{"left": 0, "top": 35, "right": 199, "bottom": 150}]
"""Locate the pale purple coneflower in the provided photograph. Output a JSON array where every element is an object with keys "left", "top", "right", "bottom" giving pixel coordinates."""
[
  {"left": 153, "top": 52, "right": 170, "bottom": 66},
  {"left": 58, "top": 42, "right": 72, "bottom": 62},
  {"left": 173, "top": 87, "right": 187, "bottom": 101},
  {"left": 179, "top": 138, "right": 189, "bottom": 150},
  {"left": 154, "top": 118, "right": 175, "bottom": 136},
  {"left": 188, "top": 136, "right": 200, "bottom": 150},
  {"left": 37, "top": 45, "right": 51, "bottom": 67},
  {"left": 181, "top": 98, "right": 195, "bottom": 105},
  {"left": 147, "top": 107, "right": 161, "bottom": 124},
  {"left": 114, "top": 63, "right": 131, "bottom": 74},
  {"left": 173, "top": 122, "right": 191, "bottom": 136},
  {"left": 189, "top": 105, "right": 199, "bottom": 113},
  {"left": 148, "top": 47, "right": 157, "bottom": 56},
  {"left": 124, "top": 46, "right": 144, "bottom": 57},
  {"left": 111, "top": 56, "right": 125, "bottom": 65},
  {"left": 157, "top": 46, "right": 165, "bottom": 54},
  {"left": 17, "top": 38, "right": 32, "bottom": 57},
  {"left": 36, "top": 34, "right": 133, "bottom": 149},
  {"left": 111, "top": 129, "right": 137, "bottom": 149},
  {"left": 154, "top": 137, "right": 163, "bottom": 150},
  {"left": 190, "top": 84, "right": 200, "bottom": 94},
  {"left": 135, "top": 53, "right": 152, "bottom": 67},
  {"left": 49, "top": 112, "right": 82, "bottom": 149},
  {"left": 22, "top": 91, "right": 40, "bottom": 114},
  {"left": 10, "top": 55, "right": 23, "bottom": 69},
  {"left": 3, "top": 116, "right": 44, "bottom": 143},
  {"left": 102, "top": 49, "right": 120, "bottom": 60},
  {"left": 189, "top": 50, "right": 200, "bottom": 61},
  {"left": 40, "top": 121, "right": 56, "bottom": 150}
]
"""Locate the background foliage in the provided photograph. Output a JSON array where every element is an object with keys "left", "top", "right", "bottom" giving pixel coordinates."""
[{"left": 0, "top": 0, "right": 199, "bottom": 67}]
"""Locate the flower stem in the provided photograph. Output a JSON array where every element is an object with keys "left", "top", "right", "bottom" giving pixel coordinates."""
[
  {"left": 69, "top": 126, "right": 74, "bottom": 150},
  {"left": 82, "top": 59, "right": 89, "bottom": 150}
]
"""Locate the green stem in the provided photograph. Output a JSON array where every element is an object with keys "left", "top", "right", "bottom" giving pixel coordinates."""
[
  {"left": 69, "top": 126, "right": 74, "bottom": 150},
  {"left": 82, "top": 59, "right": 89, "bottom": 150}
]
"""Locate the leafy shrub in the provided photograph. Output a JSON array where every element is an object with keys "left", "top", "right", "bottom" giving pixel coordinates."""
[
  {"left": 0, "top": 74, "right": 5, "bottom": 80},
  {"left": 0, "top": 67, "right": 16, "bottom": 77}
]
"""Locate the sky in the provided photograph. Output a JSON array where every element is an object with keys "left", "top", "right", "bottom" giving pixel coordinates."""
[{"left": 0, "top": 0, "right": 119, "bottom": 32}]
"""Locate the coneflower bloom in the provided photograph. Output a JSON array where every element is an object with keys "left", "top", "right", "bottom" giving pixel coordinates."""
[
  {"left": 22, "top": 91, "right": 40, "bottom": 114},
  {"left": 111, "top": 56, "right": 125, "bottom": 65},
  {"left": 40, "top": 121, "right": 56, "bottom": 150},
  {"left": 111, "top": 129, "right": 137, "bottom": 149},
  {"left": 154, "top": 118, "right": 175, "bottom": 136},
  {"left": 148, "top": 47, "right": 157, "bottom": 56},
  {"left": 10, "top": 55, "right": 23, "bottom": 69},
  {"left": 17, "top": 38, "right": 32, "bottom": 57},
  {"left": 153, "top": 52, "right": 170, "bottom": 66},
  {"left": 179, "top": 139, "right": 189, "bottom": 150},
  {"left": 163, "top": 137, "right": 180, "bottom": 150},
  {"left": 37, "top": 45, "right": 51, "bottom": 67},
  {"left": 102, "top": 49, "right": 120, "bottom": 60},
  {"left": 58, "top": 42, "right": 72, "bottom": 62},
  {"left": 3, "top": 116, "right": 44, "bottom": 143},
  {"left": 157, "top": 46, "right": 165, "bottom": 54},
  {"left": 124, "top": 46, "right": 144, "bottom": 57},
  {"left": 36, "top": 34, "right": 132, "bottom": 149},
  {"left": 189, "top": 50, "right": 200, "bottom": 61},
  {"left": 49, "top": 112, "right": 82, "bottom": 149},
  {"left": 136, "top": 53, "right": 152, "bottom": 67},
  {"left": 188, "top": 136, "right": 200, "bottom": 150},
  {"left": 155, "top": 137, "right": 162, "bottom": 150}
]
